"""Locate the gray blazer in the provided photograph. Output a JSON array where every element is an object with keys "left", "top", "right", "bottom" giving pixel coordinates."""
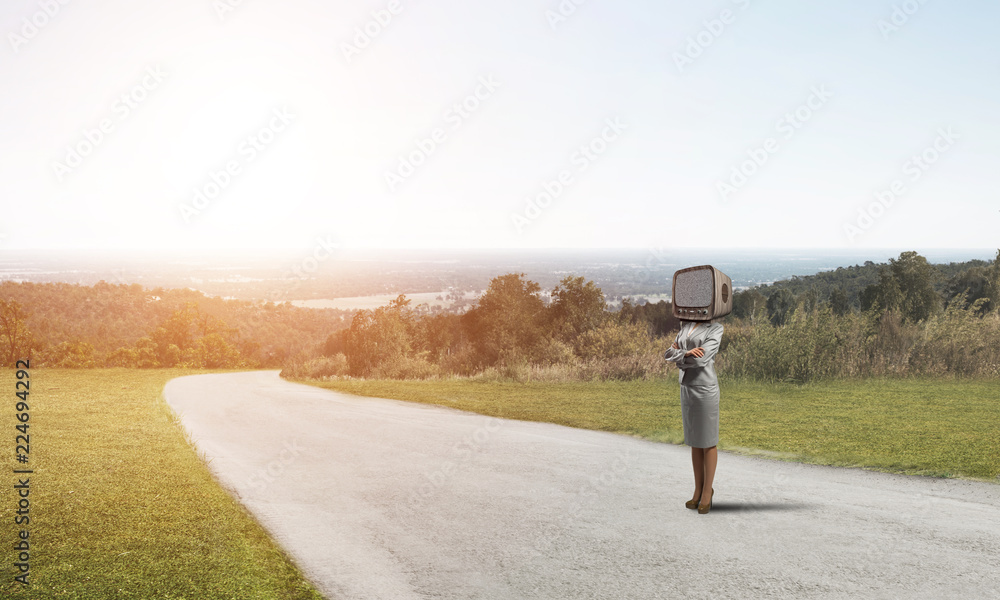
[{"left": 663, "top": 321, "right": 724, "bottom": 386}]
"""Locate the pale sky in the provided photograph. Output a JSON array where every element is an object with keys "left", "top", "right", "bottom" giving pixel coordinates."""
[{"left": 1, "top": 0, "right": 998, "bottom": 252}]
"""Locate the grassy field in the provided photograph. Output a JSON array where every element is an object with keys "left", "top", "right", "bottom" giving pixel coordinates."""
[
  {"left": 1, "top": 368, "right": 325, "bottom": 600},
  {"left": 304, "top": 375, "right": 1000, "bottom": 483}
]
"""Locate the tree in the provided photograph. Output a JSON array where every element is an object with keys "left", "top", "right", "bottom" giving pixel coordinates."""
[
  {"left": 549, "top": 276, "right": 607, "bottom": 346},
  {"left": 800, "top": 288, "right": 820, "bottom": 314},
  {"left": 619, "top": 297, "right": 634, "bottom": 318},
  {"left": 944, "top": 265, "right": 993, "bottom": 315},
  {"left": 193, "top": 333, "right": 243, "bottom": 368},
  {"left": 829, "top": 288, "right": 851, "bottom": 317},
  {"left": 155, "top": 303, "right": 199, "bottom": 350},
  {"left": 766, "top": 289, "right": 796, "bottom": 326},
  {"left": 134, "top": 337, "right": 160, "bottom": 368},
  {"left": 889, "top": 251, "right": 941, "bottom": 323},
  {"left": 48, "top": 341, "right": 97, "bottom": 368},
  {"left": 106, "top": 346, "right": 140, "bottom": 368},
  {"left": 416, "top": 313, "right": 463, "bottom": 363},
  {"left": 322, "top": 329, "right": 350, "bottom": 356},
  {"left": 990, "top": 249, "right": 1000, "bottom": 314},
  {"left": 345, "top": 294, "right": 415, "bottom": 376},
  {"left": 461, "top": 273, "right": 548, "bottom": 367},
  {"left": 0, "top": 300, "right": 33, "bottom": 367},
  {"left": 860, "top": 269, "right": 902, "bottom": 314},
  {"left": 969, "top": 249, "right": 1000, "bottom": 313},
  {"left": 622, "top": 300, "right": 678, "bottom": 337},
  {"left": 861, "top": 251, "right": 940, "bottom": 323},
  {"left": 151, "top": 303, "right": 199, "bottom": 366},
  {"left": 732, "top": 289, "right": 767, "bottom": 325}
]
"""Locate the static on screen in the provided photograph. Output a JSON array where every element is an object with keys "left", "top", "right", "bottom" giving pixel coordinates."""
[{"left": 674, "top": 268, "right": 714, "bottom": 307}]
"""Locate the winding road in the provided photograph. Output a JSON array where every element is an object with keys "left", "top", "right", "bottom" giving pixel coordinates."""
[{"left": 163, "top": 371, "right": 1000, "bottom": 599}]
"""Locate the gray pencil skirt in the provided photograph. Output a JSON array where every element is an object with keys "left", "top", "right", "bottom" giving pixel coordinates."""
[{"left": 680, "top": 383, "right": 720, "bottom": 448}]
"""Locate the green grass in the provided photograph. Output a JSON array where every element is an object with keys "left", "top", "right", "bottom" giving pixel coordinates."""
[
  {"left": 1, "top": 368, "right": 326, "bottom": 599},
  {"left": 302, "top": 375, "right": 1000, "bottom": 483}
]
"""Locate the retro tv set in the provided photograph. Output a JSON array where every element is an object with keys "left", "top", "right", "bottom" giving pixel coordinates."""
[{"left": 671, "top": 265, "right": 733, "bottom": 321}]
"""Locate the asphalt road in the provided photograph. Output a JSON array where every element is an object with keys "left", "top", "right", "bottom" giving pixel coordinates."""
[{"left": 163, "top": 371, "right": 1000, "bottom": 600}]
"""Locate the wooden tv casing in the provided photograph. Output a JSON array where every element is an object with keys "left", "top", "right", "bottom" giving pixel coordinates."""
[{"left": 671, "top": 265, "right": 733, "bottom": 321}]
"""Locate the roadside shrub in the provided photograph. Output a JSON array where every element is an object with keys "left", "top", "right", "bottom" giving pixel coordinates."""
[
  {"left": 371, "top": 353, "right": 440, "bottom": 380},
  {"left": 106, "top": 347, "right": 140, "bottom": 368},
  {"left": 470, "top": 362, "right": 583, "bottom": 383},
  {"left": 497, "top": 353, "right": 531, "bottom": 383},
  {"left": 576, "top": 320, "right": 657, "bottom": 360},
  {"left": 720, "top": 308, "right": 852, "bottom": 383},
  {"left": 910, "top": 295, "right": 1000, "bottom": 377},
  {"left": 580, "top": 351, "right": 670, "bottom": 381},
  {"left": 280, "top": 353, "right": 349, "bottom": 379},
  {"left": 533, "top": 337, "right": 578, "bottom": 366},
  {"left": 45, "top": 340, "right": 98, "bottom": 368},
  {"left": 438, "top": 345, "right": 480, "bottom": 377}
]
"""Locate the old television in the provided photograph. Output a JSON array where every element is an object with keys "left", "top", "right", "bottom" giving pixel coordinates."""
[{"left": 671, "top": 265, "right": 733, "bottom": 321}]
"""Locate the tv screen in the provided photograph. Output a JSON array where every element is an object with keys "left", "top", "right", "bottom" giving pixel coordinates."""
[{"left": 674, "top": 268, "right": 714, "bottom": 307}]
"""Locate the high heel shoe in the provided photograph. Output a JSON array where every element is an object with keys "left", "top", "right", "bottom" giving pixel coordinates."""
[
  {"left": 685, "top": 494, "right": 701, "bottom": 509},
  {"left": 697, "top": 488, "right": 714, "bottom": 514}
]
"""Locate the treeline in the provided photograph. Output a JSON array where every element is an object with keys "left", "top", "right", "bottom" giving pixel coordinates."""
[
  {"left": 284, "top": 273, "right": 668, "bottom": 381},
  {"left": 282, "top": 250, "right": 1000, "bottom": 382},
  {"left": 719, "top": 250, "right": 1000, "bottom": 380},
  {"left": 3, "top": 250, "right": 999, "bottom": 381},
  {"left": 739, "top": 251, "right": 999, "bottom": 322},
  {"left": 0, "top": 281, "right": 350, "bottom": 368}
]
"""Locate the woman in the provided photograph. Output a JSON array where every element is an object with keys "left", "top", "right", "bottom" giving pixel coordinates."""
[{"left": 663, "top": 318, "right": 724, "bottom": 515}]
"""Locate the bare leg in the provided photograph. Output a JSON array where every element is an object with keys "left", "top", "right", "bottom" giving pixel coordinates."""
[
  {"left": 700, "top": 446, "right": 717, "bottom": 506},
  {"left": 691, "top": 447, "right": 705, "bottom": 501}
]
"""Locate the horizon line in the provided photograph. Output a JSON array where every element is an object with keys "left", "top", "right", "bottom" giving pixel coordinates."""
[{"left": 2, "top": 246, "right": 997, "bottom": 253}]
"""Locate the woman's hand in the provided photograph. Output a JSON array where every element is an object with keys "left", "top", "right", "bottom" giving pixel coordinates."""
[
  {"left": 671, "top": 342, "right": 679, "bottom": 350},
  {"left": 685, "top": 347, "right": 705, "bottom": 358}
]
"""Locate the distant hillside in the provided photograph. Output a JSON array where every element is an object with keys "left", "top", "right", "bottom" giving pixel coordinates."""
[
  {"left": 0, "top": 281, "right": 352, "bottom": 367},
  {"left": 746, "top": 253, "right": 998, "bottom": 312}
]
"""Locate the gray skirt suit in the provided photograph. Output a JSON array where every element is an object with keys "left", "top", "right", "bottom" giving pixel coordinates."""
[{"left": 663, "top": 320, "right": 724, "bottom": 448}]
